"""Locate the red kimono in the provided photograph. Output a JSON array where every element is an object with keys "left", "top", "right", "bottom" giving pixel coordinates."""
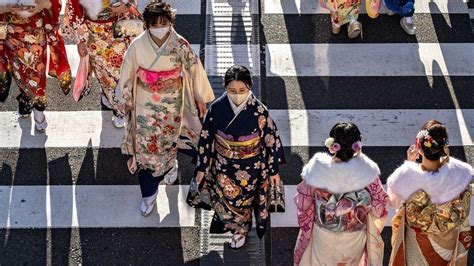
[{"left": 0, "top": 1, "right": 71, "bottom": 114}]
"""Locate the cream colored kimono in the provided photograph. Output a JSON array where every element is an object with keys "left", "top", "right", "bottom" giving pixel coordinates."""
[{"left": 115, "top": 29, "right": 215, "bottom": 177}]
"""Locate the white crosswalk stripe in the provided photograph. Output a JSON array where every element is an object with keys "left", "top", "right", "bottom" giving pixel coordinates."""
[{"left": 1, "top": 109, "right": 473, "bottom": 148}]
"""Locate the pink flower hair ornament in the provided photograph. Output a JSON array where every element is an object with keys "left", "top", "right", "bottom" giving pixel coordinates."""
[{"left": 351, "top": 140, "right": 362, "bottom": 151}]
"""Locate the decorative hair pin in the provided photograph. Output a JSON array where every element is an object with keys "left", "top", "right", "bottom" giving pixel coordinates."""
[
  {"left": 416, "top": 129, "right": 439, "bottom": 148},
  {"left": 351, "top": 141, "right": 362, "bottom": 151},
  {"left": 325, "top": 137, "right": 362, "bottom": 154}
]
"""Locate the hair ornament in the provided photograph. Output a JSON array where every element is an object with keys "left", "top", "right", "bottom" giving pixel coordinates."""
[
  {"left": 325, "top": 137, "right": 341, "bottom": 154},
  {"left": 351, "top": 141, "right": 362, "bottom": 151}
]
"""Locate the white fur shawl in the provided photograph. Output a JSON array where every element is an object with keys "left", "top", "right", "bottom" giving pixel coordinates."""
[
  {"left": 387, "top": 158, "right": 473, "bottom": 204},
  {"left": 79, "top": 0, "right": 129, "bottom": 20},
  {"left": 301, "top": 152, "right": 380, "bottom": 194}
]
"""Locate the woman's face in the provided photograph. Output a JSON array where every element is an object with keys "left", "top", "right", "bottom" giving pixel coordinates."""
[{"left": 226, "top": 80, "right": 250, "bottom": 94}]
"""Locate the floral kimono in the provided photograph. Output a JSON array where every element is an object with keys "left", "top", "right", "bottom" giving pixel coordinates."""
[
  {"left": 294, "top": 152, "right": 388, "bottom": 266},
  {"left": 195, "top": 92, "right": 285, "bottom": 238},
  {"left": 387, "top": 158, "right": 473, "bottom": 266},
  {"left": 321, "top": 0, "right": 361, "bottom": 28},
  {"left": 64, "top": 0, "right": 139, "bottom": 106},
  {"left": 0, "top": 0, "right": 71, "bottom": 114},
  {"left": 115, "top": 29, "right": 214, "bottom": 178}
]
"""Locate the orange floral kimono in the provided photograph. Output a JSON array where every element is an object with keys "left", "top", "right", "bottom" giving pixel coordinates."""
[
  {"left": 387, "top": 158, "right": 473, "bottom": 266},
  {"left": 0, "top": 0, "right": 71, "bottom": 114},
  {"left": 63, "top": 0, "right": 139, "bottom": 108}
]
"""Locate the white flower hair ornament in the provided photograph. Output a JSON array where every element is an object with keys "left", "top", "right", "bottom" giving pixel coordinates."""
[{"left": 325, "top": 137, "right": 341, "bottom": 154}]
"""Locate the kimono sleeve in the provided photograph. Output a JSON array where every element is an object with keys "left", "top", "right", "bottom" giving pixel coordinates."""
[
  {"left": 180, "top": 41, "right": 215, "bottom": 104},
  {"left": 195, "top": 106, "right": 217, "bottom": 173},
  {"left": 293, "top": 181, "right": 317, "bottom": 265},
  {"left": 114, "top": 41, "right": 138, "bottom": 115},
  {"left": 63, "top": 0, "right": 89, "bottom": 44},
  {"left": 262, "top": 110, "right": 285, "bottom": 176},
  {"left": 366, "top": 177, "right": 389, "bottom": 218}
]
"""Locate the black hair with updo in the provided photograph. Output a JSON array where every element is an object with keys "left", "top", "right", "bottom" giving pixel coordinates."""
[
  {"left": 143, "top": 1, "right": 176, "bottom": 28},
  {"left": 224, "top": 65, "right": 253, "bottom": 88},
  {"left": 418, "top": 120, "right": 449, "bottom": 161},
  {"left": 329, "top": 122, "right": 362, "bottom": 162}
]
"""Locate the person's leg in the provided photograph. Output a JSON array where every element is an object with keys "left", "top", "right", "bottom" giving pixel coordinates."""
[{"left": 138, "top": 168, "right": 166, "bottom": 216}]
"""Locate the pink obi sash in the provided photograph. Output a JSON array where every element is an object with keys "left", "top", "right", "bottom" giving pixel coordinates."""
[{"left": 137, "top": 67, "right": 182, "bottom": 93}]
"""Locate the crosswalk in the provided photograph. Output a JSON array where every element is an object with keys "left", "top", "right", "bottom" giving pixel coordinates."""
[{"left": 0, "top": 0, "right": 473, "bottom": 265}]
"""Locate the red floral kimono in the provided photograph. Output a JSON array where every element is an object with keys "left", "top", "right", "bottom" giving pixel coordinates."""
[
  {"left": 63, "top": 0, "right": 139, "bottom": 108},
  {"left": 0, "top": 1, "right": 71, "bottom": 114}
]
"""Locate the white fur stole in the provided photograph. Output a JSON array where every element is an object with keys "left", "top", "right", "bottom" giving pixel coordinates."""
[
  {"left": 387, "top": 158, "right": 473, "bottom": 204},
  {"left": 301, "top": 152, "right": 380, "bottom": 194}
]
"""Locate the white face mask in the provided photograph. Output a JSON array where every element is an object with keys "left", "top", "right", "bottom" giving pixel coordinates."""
[
  {"left": 227, "top": 92, "right": 249, "bottom": 106},
  {"left": 149, "top": 27, "right": 169, "bottom": 39}
]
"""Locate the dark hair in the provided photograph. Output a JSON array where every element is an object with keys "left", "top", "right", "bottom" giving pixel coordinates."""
[
  {"left": 224, "top": 65, "right": 253, "bottom": 88},
  {"left": 143, "top": 1, "right": 176, "bottom": 28},
  {"left": 418, "top": 120, "right": 449, "bottom": 161},
  {"left": 329, "top": 122, "right": 362, "bottom": 162}
]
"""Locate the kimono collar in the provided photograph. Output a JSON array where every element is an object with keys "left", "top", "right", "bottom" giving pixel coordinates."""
[
  {"left": 387, "top": 157, "right": 473, "bottom": 204},
  {"left": 301, "top": 152, "right": 380, "bottom": 194}
]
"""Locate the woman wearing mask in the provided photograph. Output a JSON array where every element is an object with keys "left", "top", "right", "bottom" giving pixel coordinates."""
[
  {"left": 0, "top": 0, "right": 71, "bottom": 132},
  {"left": 115, "top": 1, "right": 215, "bottom": 217},
  {"left": 64, "top": 0, "right": 140, "bottom": 128},
  {"left": 387, "top": 120, "right": 472, "bottom": 265},
  {"left": 192, "top": 65, "right": 285, "bottom": 249},
  {"left": 293, "top": 122, "right": 388, "bottom": 266}
]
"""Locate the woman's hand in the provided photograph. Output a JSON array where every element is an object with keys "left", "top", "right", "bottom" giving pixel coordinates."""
[
  {"left": 270, "top": 174, "right": 281, "bottom": 186},
  {"left": 110, "top": 3, "right": 130, "bottom": 17},
  {"left": 197, "top": 101, "right": 207, "bottom": 119},
  {"left": 195, "top": 171, "right": 205, "bottom": 184},
  {"left": 127, "top": 157, "right": 137, "bottom": 174},
  {"left": 406, "top": 144, "right": 419, "bottom": 162},
  {"left": 78, "top": 42, "right": 88, "bottom": 57}
]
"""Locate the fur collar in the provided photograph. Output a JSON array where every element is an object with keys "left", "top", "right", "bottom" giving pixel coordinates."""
[
  {"left": 79, "top": 0, "right": 128, "bottom": 20},
  {"left": 387, "top": 158, "right": 473, "bottom": 204},
  {"left": 302, "top": 152, "right": 380, "bottom": 194}
]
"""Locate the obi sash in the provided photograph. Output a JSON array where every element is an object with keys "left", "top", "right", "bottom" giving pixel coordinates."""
[
  {"left": 214, "top": 131, "right": 261, "bottom": 160},
  {"left": 136, "top": 67, "right": 182, "bottom": 93}
]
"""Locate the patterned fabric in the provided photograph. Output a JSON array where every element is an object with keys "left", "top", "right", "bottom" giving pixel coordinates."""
[
  {"left": 1, "top": 1, "right": 71, "bottom": 114},
  {"left": 390, "top": 186, "right": 472, "bottom": 266},
  {"left": 294, "top": 178, "right": 388, "bottom": 265},
  {"left": 116, "top": 30, "right": 214, "bottom": 177},
  {"left": 196, "top": 93, "right": 285, "bottom": 238},
  {"left": 63, "top": 0, "right": 137, "bottom": 106},
  {"left": 320, "top": 0, "right": 361, "bottom": 27}
]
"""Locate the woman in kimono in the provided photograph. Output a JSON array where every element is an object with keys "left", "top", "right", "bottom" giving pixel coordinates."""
[
  {"left": 115, "top": 2, "right": 215, "bottom": 217},
  {"left": 387, "top": 120, "right": 472, "bottom": 265},
  {"left": 321, "top": 0, "right": 363, "bottom": 39},
  {"left": 383, "top": 0, "right": 415, "bottom": 35},
  {"left": 0, "top": 0, "right": 71, "bottom": 132},
  {"left": 194, "top": 65, "right": 285, "bottom": 249},
  {"left": 64, "top": 0, "right": 140, "bottom": 128},
  {"left": 293, "top": 122, "right": 389, "bottom": 266}
]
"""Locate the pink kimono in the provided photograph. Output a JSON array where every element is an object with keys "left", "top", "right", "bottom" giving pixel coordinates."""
[{"left": 294, "top": 152, "right": 389, "bottom": 266}]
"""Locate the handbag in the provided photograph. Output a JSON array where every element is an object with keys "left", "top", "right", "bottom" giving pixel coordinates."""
[
  {"left": 186, "top": 171, "right": 212, "bottom": 210},
  {"left": 113, "top": 18, "right": 144, "bottom": 38},
  {"left": 268, "top": 180, "right": 285, "bottom": 213}
]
